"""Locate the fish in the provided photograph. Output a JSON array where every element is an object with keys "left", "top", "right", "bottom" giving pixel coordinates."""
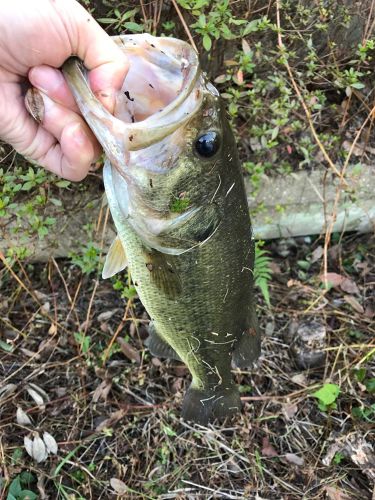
[{"left": 62, "top": 34, "right": 260, "bottom": 424}]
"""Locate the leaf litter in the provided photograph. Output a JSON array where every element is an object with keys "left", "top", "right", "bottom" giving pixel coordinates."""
[{"left": 0, "top": 226, "right": 374, "bottom": 498}]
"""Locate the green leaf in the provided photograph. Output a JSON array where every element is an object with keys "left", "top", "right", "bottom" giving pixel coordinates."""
[
  {"left": 8, "top": 477, "right": 22, "bottom": 497},
  {"left": 203, "top": 34, "right": 212, "bottom": 51},
  {"left": 312, "top": 383, "right": 340, "bottom": 406},
  {"left": 124, "top": 21, "right": 144, "bottom": 33},
  {"left": 18, "top": 491, "right": 38, "bottom": 500},
  {"left": 0, "top": 339, "right": 13, "bottom": 352},
  {"left": 162, "top": 425, "right": 177, "bottom": 437},
  {"left": 365, "top": 378, "right": 375, "bottom": 393},
  {"left": 55, "top": 180, "right": 71, "bottom": 188},
  {"left": 350, "top": 82, "right": 365, "bottom": 89}
]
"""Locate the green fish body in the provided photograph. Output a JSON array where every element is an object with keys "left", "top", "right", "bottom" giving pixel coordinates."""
[{"left": 63, "top": 34, "right": 260, "bottom": 424}]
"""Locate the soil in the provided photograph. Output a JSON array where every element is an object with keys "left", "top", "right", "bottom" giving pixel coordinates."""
[{"left": 0, "top": 232, "right": 374, "bottom": 499}]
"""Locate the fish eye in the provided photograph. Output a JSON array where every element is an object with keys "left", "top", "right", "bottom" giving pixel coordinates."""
[{"left": 194, "top": 131, "right": 220, "bottom": 158}]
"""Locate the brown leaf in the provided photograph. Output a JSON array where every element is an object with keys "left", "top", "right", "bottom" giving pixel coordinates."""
[
  {"left": 262, "top": 437, "right": 278, "bottom": 457},
  {"left": 340, "top": 277, "right": 360, "bottom": 295},
  {"left": 92, "top": 379, "right": 112, "bottom": 403},
  {"left": 324, "top": 486, "right": 351, "bottom": 500},
  {"left": 110, "top": 478, "right": 127, "bottom": 495},
  {"left": 242, "top": 39, "right": 251, "bottom": 54},
  {"left": 344, "top": 295, "right": 364, "bottom": 314},
  {"left": 321, "top": 273, "right": 343, "bottom": 287},
  {"left": 282, "top": 402, "right": 298, "bottom": 420},
  {"left": 311, "top": 246, "right": 323, "bottom": 263},
  {"left": 285, "top": 453, "right": 304, "bottom": 466},
  {"left": 95, "top": 409, "right": 127, "bottom": 432},
  {"left": 117, "top": 338, "right": 141, "bottom": 364}
]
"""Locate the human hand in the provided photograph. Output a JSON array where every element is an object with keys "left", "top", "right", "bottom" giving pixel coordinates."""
[{"left": 0, "top": 0, "right": 128, "bottom": 180}]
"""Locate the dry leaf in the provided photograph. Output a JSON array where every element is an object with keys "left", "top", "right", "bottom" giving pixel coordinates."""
[
  {"left": 26, "top": 387, "right": 45, "bottom": 409},
  {"left": 98, "top": 310, "right": 117, "bottom": 322},
  {"left": 24, "top": 434, "right": 48, "bottom": 463},
  {"left": 285, "top": 453, "right": 304, "bottom": 466},
  {"left": 117, "top": 338, "right": 141, "bottom": 364},
  {"left": 324, "top": 486, "right": 351, "bottom": 500},
  {"left": 344, "top": 295, "right": 364, "bottom": 314},
  {"left": 340, "top": 277, "right": 359, "bottom": 295},
  {"left": 242, "top": 38, "right": 251, "bottom": 54},
  {"left": 282, "top": 402, "right": 298, "bottom": 420},
  {"left": 0, "top": 383, "right": 17, "bottom": 400},
  {"left": 16, "top": 407, "right": 33, "bottom": 426},
  {"left": 95, "top": 409, "right": 127, "bottom": 432},
  {"left": 40, "top": 302, "right": 50, "bottom": 315},
  {"left": 321, "top": 272, "right": 343, "bottom": 287},
  {"left": 43, "top": 432, "right": 58, "bottom": 455},
  {"left": 92, "top": 379, "right": 112, "bottom": 403},
  {"left": 262, "top": 437, "right": 278, "bottom": 457},
  {"left": 311, "top": 246, "right": 323, "bottom": 263},
  {"left": 110, "top": 478, "right": 128, "bottom": 495}
]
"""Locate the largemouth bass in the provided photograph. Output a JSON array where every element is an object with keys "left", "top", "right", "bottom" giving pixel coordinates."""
[{"left": 62, "top": 34, "right": 260, "bottom": 424}]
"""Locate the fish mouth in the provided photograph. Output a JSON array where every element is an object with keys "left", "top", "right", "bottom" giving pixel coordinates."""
[{"left": 63, "top": 34, "right": 203, "bottom": 155}]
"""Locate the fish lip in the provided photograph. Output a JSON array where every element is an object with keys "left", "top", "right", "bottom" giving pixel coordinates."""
[{"left": 63, "top": 34, "right": 203, "bottom": 152}]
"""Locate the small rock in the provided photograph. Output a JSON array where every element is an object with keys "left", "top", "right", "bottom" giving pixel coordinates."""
[{"left": 288, "top": 320, "right": 327, "bottom": 369}]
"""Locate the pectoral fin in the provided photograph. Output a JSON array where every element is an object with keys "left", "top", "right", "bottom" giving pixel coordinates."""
[
  {"left": 144, "top": 251, "right": 182, "bottom": 299},
  {"left": 102, "top": 236, "right": 128, "bottom": 279}
]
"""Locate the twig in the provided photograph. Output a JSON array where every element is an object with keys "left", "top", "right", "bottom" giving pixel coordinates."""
[{"left": 171, "top": 0, "right": 198, "bottom": 52}]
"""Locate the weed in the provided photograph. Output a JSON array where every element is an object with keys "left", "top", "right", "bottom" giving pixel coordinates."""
[
  {"left": 312, "top": 383, "right": 341, "bottom": 412},
  {"left": 254, "top": 240, "right": 272, "bottom": 307}
]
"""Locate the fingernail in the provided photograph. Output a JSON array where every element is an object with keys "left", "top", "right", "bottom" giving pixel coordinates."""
[
  {"left": 25, "top": 88, "right": 44, "bottom": 123},
  {"left": 72, "top": 124, "right": 89, "bottom": 146}
]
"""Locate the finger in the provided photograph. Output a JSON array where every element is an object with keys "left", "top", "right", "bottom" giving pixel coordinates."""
[
  {"left": 23, "top": 90, "right": 101, "bottom": 180},
  {"left": 32, "top": 90, "right": 101, "bottom": 159},
  {"left": 28, "top": 65, "right": 80, "bottom": 113}
]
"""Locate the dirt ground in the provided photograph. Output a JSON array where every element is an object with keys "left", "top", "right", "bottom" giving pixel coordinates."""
[{"left": 0, "top": 231, "right": 374, "bottom": 499}]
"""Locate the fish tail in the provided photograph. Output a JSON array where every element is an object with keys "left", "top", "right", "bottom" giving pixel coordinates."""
[
  {"left": 232, "top": 318, "right": 261, "bottom": 369},
  {"left": 181, "top": 384, "right": 241, "bottom": 424},
  {"left": 145, "top": 322, "right": 180, "bottom": 360}
]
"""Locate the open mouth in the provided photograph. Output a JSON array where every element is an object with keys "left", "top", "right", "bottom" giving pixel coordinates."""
[{"left": 113, "top": 35, "right": 200, "bottom": 124}]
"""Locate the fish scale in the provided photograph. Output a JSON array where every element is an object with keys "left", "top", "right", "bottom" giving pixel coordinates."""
[{"left": 62, "top": 34, "right": 260, "bottom": 424}]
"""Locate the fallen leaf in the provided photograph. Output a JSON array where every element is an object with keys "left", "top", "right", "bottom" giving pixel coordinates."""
[
  {"left": 282, "top": 402, "right": 298, "bottom": 420},
  {"left": 285, "top": 453, "right": 304, "bottom": 466},
  {"left": 110, "top": 478, "right": 127, "bottom": 495},
  {"left": 95, "top": 409, "right": 127, "bottom": 432},
  {"left": 344, "top": 295, "right": 364, "bottom": 314},
  {"left": 340, "top": 277, "right": 359, "bottom": 295},
  {"left": 242, "top": 38, "right": 251, "bottom": 54},
  {"left": 117, "top": 338, "right": 141, "bottom": 364},
  {"left": 311, "top": 246, "right": 323, "bottom": 263},
  {"left": 24, "top": 434, "right": 48, "bottom": 463},
  {"left": 0, "top": 383, "right": 17, "bottom": 400},
  {"left": 324, "top": 486, "right": 351, "bottom": 500},
  {"left": 291, "top": 373, "right": 307, "bottom": 386},
  {"left": 98, "top": 310, "right": 117, "bottom": 322},
  {"left": 26, "top": 387, "right": 45, "bottom": 409},
  {"left": 92, "top": 379, "right": 112, "bottom": 403},
  {"left": 262, "top": 437, "right": 278, "bottom": 457},
  {"left": 321, "top": 272, "right": 343, "bottom": 287},
  {"left": 16, "top": 407, "right": 33, "bottom": 426},
  {"left": 43, "top": 432, "right": 58, "bottom": 455}
]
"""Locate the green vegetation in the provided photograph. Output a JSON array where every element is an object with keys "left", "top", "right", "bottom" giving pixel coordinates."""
[{"left": 1, "top": 1, "right": 374, "bottom": 499}]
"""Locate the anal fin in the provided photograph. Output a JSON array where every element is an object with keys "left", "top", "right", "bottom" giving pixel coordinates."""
[
  {"left": 145, "top": 322, "right": 180, "bottom": 360},
  {"left": 232, "top": 319, "right": 261, "bottom": 369}
]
